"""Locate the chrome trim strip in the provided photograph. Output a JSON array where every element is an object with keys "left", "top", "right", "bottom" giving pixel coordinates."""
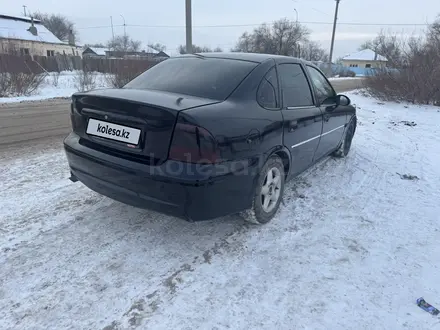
[
  {"left": 291, "top": 125, "right": 345, "bottom": 149},
  {"left": 321, "top": 125, "right": 345, "bottom": 137},
  {"left": 286, "top": 106, "right": 316, "bottom": 110},
  {"left": 291, "top": 135, "right": 321, "bottom": 148}
]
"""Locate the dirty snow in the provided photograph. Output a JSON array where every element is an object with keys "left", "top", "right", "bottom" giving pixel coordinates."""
[
  {"left": 1, "top": 91, "right": 440, "bottom": 330},
  {"left": 0, "top": 71, "right": 111, "bottom": 104}
]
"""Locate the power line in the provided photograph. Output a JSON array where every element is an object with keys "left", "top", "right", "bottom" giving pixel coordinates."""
[{"left": 75, "top": 20, "right": 431, "bottom": 30}]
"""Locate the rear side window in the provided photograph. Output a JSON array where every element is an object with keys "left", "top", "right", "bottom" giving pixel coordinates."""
[
  {"left": 124, "top": 57, "right": 257, "bottom": 100},
  {"left": 278, "top": 63, "right": 314, "bottom": 108},
  {"left": 257, "top": 67, "right": 279, "bottom": 109}
]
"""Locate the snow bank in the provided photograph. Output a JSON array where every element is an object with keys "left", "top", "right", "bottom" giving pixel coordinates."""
[
  {"left": 1, "top": 92, "right": 440, "bottom": 329},
  {"left": 329, "top": 76, "right": 363, "bottom": 80},
  {"left": 0, "top": 71, "right": 111, "bottom": 103}
]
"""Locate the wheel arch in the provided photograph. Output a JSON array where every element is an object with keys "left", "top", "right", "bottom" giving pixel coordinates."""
[
  {"left": 267, "top": 145, "right": 292, "bottom": 179},
  {"left": 349, "top": 114, "right": 357, "bottom": 133}
]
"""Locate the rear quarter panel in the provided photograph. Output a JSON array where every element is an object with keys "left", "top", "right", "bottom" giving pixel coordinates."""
[{"left": 181, "top": 59, "right": 284, "bottom": 165}]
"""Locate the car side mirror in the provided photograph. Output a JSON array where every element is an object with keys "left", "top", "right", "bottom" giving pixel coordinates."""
[{"left": 336, "top": 94, "right": 351, "bottom": 106}]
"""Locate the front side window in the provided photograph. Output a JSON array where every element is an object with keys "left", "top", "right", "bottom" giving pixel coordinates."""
[
  {"left": 278, "top": 63, "right": 314, "bottom": 108},
  {"left": 306, "top": 66, "right": 336, "bottom": 104},
  {"left": 124, "top": 57, "right": 258, "bottom": 100},
  {"left": 257, "top": 67, "right": 279, "bottom": 109}
]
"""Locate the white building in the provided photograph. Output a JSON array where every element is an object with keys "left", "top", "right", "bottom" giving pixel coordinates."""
[
  {"left": 0, "top": 14, "right": 81, "bottom": 57},
  {"left": 82, "top": 47, "right": 109, "bottom": 57},
  {"left": 341, "top": 49, "right": 388, "bottom": 69}
]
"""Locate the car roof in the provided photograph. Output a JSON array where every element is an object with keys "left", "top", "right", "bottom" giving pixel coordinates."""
[{"left": 176, "top": 52, "right": 310, "bottom": 64}]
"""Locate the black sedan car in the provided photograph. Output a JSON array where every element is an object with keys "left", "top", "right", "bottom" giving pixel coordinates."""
[{"left": 64, "top": 53, "right": 357, "bottom": 224}]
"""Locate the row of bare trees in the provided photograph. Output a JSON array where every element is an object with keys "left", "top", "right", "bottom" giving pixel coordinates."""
[
  {"left": 364, "top": 15, "right": 440, "bottom": 105},
  {"left": 176, "top": 19, "right": 328, "bottom": 61},
  {"left": 232, "top": 18, "right": 329, "bottom": 62}
]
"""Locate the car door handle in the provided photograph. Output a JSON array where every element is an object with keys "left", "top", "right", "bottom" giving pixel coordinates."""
[
  {"left": 246, "top": 130, "right": 260, "bottom": 144},
  {"left": 289, "top": 121, "right": 298, "bottom": 132}
]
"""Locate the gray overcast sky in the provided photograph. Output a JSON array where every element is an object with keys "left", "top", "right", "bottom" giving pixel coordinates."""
[{"left": 3, "top": 0, "right": 439, "bottom": 57}]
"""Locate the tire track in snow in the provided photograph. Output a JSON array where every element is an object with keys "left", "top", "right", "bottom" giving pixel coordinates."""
[{"left": 101, "top": 223, "right": 251, "bottom": 329}]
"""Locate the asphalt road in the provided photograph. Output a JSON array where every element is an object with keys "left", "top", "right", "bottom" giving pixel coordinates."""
[{"left": 0, "top": 78, "right": 364, "bottom": 147}]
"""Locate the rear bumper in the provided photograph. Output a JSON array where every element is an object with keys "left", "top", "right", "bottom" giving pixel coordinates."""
[{"left": 63, "top": 133, "right": 257, "bottom": 221}]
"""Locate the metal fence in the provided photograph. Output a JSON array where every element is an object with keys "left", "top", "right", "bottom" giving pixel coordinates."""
[{"left": 0, "top": 53, "right": 164, "bottom": 74}]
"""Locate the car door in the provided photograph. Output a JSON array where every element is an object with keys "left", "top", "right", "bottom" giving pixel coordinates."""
[
  {"left": 306, "top": 65, "right": 348, "bottom": 161},
  {"left": 278, "top": 63, "right": 324, "bottom": 176}
]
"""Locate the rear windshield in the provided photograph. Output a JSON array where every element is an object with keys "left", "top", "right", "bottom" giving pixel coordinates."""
[{"left": 123, "top": 57, "right": 257, "bottom": 100}]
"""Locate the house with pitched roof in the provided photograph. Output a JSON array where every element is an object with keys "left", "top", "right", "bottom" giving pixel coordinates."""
[
  {"left": 82, "top": 47, "right": 109, "bottom": 57},
  {"left": 82, "top": 45, "right": 169, "bottom": 59},
  {"left": 0, "top": 14, "right": 81, "bottom": 57},
  {"left": 341, "top": 49, "right": 388, "bottom": 69}
]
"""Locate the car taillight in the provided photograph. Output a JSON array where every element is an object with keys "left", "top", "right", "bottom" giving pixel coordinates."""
[
  {"left": 70, "top": 102, "right": 77, "bottom": 131},
  {"left": 169, "top": 123, "right": 220, "bottom": 164}
]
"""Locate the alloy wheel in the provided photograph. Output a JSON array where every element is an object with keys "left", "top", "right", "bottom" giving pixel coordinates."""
[{"left": 260, "top": 167, "right": 282, "bottom": 213}]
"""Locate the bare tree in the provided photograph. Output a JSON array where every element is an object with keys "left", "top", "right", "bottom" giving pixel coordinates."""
[
  {"left": 33, "top": 12, "right": 79, "bottom": 42},
  {"left": 301, "top": 41, "right": 329, "bottom": 62},
  {"left": 51, "top": 71, "right": 61, "bottom": 87},
  {"left": 74, "top": 65, "right": 96, "bottom": 92},
  {"left": 427, "top": 15, "right": 440, "bottom": 48},
  {"left": 358, "top": 40, "right": 374, "bottom": 51},
  {"left": 365, "top": 16, "right": 440, "bottom": 106},
  {"left": 108, "top": 35, "right": 141, "bottom": 52},
  {"left": 334, "top": 56, "right": 344, "bottom": 65},
  {"left": 231, "top": 32, "right": 253, "bottom": 52},
  {"left": 148, "top": 43, "right": 167, "bottom": 52},
  {"left": 358, "top": 30, "right": 405, "bottom": 68},
  {"left": 84, "top": 43, "right": 106, "bottom": 48},
  {"left": 232, "top": 18, "right": 309, "bottom": 56},
  {"left": 0, "top": 71, "right": 46, "bottom": 97},
  {"left": 178, "top": 45, "right": 223, "bottom": 54}
]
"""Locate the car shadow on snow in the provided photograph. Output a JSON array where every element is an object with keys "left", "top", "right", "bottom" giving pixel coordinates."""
[{"left": 73, "top": 193, "right": 255, "bottom": 255}]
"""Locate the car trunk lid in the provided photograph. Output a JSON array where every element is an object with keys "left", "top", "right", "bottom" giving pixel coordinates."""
[{"left": 71, "top": 88, "right": 220, "bottom": 165}]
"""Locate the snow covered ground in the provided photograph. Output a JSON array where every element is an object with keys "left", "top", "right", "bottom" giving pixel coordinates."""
[
  {"left": 0, "top": 71, "right": 111, "bottom": 104},
  {"left": 329, "top": 76, "right": 364, "bottom": 80},
  {"left": 1, "top": 91, "right": 440, "bottom": 330},
  {"left": 0, "top": 71, "right": 359, "bottom": 104}
]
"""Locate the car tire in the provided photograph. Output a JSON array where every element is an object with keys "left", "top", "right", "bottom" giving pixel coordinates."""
[
  {"left": 241, "top": 155, "right": 285, "bottom": 225},
  {"left": 333, "top": 116, "right": 357, "bottom": 158}
]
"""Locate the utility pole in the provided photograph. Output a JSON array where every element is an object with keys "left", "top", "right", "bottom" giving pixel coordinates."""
[
  {"left": 292, "top": 3, "right": 299, "bottom": 57},
  {"left": 120, "top": 15, "right": 126, "bottom": 38},
  {"left": 110, "top": 16, "right": 115, "bottom": 50},
  {"left": 22, "top": 5, "right": 27, "bottom": 17},
  {"left": 328, "top": 0, "right": 340, "bottom": 68},
  {"left": 185, "top": 0, "right": 193, "bottom": 54}
]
